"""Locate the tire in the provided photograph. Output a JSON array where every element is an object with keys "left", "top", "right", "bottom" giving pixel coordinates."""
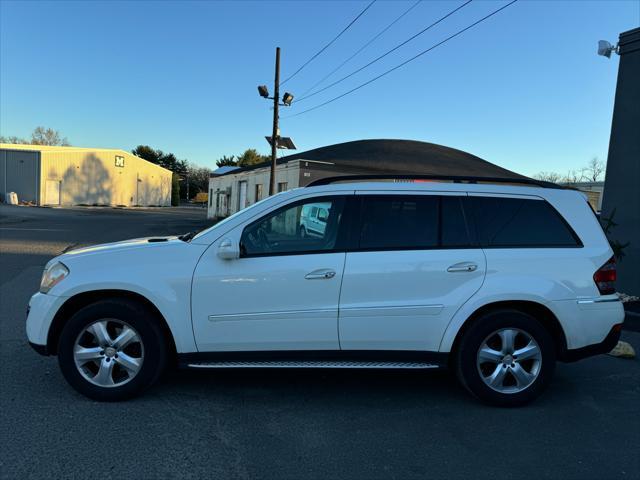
[
  {"left": 299, "top": 226, "right": 307, "bottom": 238},
  {"left": 57, "top": 299, "right": 167, "bottom": 401},
  {"left": 455, "top": 309, "right": 555, "bottom": 407}
]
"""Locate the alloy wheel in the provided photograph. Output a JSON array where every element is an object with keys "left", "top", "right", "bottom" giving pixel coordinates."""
[
  {"left": 476, "top": 328, "right": 542, "bottom": 394},
  {"left": 73, "top": 319, "right": 144, "bottom": 388}
]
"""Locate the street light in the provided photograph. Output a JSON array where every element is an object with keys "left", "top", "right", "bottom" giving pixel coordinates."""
[
  {"left": 257, "top": 85, "right": 270, "bottom": 98},
  {"left": 597, "top": 40, "right": 618, "bottom": 58},
  {"left": 282, "top": 92, "right": 294, "bottom": 106}
]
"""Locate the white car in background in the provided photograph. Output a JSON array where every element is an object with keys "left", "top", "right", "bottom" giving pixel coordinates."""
[
  {"left": 26, "top": 175, "right": 624, "bottom": 406},
  {"left": 300, "top": 202, "right": 331, "bottom": 238}
]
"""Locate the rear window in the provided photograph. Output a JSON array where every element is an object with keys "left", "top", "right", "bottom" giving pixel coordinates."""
[{"left": 467, "top": 196, "right": 580, "bottom": 248}]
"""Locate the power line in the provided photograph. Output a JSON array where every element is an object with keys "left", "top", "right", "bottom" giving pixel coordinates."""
[
  {"left": 280, "top": 0, "right": 376, "bottom": 86},
  {"left": 286, "top": 0, "right": 518, "bottom": 118},
  {"left": 295, "top": 0, "right": 473, "bottom": 103},
  {"left": 299, "top": 0, "right": 423, "bottom": 98}
]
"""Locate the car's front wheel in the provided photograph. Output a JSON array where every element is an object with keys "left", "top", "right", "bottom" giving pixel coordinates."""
[
  {"left": 57, "top": 299, "right": 167, "bottom": 401},
  {"left": 455, "top": 309, "right": 555, "bottom": 407}
]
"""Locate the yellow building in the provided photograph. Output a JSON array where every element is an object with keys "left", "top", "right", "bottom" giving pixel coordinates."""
[{"left": 0, "top": 144, "right": 172, "bottom": 207}]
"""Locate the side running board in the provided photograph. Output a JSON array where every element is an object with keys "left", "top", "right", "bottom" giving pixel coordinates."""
[{"left": 186, "top": 360, "right": 440, "bottom": 369}]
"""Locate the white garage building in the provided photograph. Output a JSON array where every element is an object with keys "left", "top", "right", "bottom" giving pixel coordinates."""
[{"left": 0, "top": 144, "right": 172, "bottom": 207}]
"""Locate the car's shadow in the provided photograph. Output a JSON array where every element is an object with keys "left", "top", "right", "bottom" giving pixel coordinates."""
[{"left": 154, "top": 367, "right": 477, "bottom": 408}]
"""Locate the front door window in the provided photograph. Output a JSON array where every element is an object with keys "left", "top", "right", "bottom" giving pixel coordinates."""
[{"left": 240, "top": 197, "right": 345, "bottom": 257}]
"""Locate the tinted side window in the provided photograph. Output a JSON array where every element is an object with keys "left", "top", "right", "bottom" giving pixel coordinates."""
[
  {"left": 241, "top": 196, "right": 345, "bottom": 257},
  {"left": 468, "top": 196, "right": 579, "bottom": 247},
  {"left": 441, "top": 196, "right": 471, "bottom": 247},
  {"left": 359, "top": 196, "right": 438, "bottom": 250}
]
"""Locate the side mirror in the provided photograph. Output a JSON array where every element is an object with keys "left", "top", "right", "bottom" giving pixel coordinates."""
[{"left": 217, "top": 238, "right": 239, "bottom": 260}]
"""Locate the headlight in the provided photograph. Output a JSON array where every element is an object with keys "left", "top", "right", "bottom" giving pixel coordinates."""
[{"left": 40, "top": 262, "right": 69, "bottom": 294}]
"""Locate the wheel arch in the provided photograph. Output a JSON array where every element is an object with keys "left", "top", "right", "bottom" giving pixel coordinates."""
[
  {"left": 447, "top": 300, "right": 568, "bottom": 363},
  {"left": 47, "top": 289, "right": 177, "bottom": 359}
]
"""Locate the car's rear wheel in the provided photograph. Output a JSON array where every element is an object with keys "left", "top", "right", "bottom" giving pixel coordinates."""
[
  {"left": 455, "top": 309, "right": 555, "bottom": 407},
  {"left": 58, "top": 299, "right": 167, "bottom": 401}
]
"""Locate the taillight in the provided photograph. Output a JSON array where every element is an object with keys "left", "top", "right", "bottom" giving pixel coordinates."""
[{"left": 593, "top": 256, "right": 616, "bottom": 295}]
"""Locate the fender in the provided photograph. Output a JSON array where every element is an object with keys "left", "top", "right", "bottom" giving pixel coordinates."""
[{"left": 438, "top": 274, "right": 571, "bottom": 353}]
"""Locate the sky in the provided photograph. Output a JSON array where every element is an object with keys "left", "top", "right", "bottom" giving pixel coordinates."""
[{"left": 1, "top": 0, "right": 638, "bottom": 176}]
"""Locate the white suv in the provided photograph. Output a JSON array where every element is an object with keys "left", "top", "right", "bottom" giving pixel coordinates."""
[{"left": 26, "top": 176, "right": 624, "bottom": 406}]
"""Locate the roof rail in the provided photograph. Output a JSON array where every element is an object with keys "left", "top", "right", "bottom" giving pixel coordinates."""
[{"left": 305, "top": 174, "right": 563, "bottom": 189}]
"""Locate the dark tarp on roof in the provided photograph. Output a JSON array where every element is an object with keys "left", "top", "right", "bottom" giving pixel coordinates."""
[{"left": 216, "top": 139, "right": 526, "bottom": 179}]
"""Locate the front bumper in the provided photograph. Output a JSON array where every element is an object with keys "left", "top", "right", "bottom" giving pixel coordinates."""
[
  {"left": 561, "top": 323, "right": 622, "bottom": 362},
  {"left": 29, "top": 341, "right": 49, "bottom": 356},
  {"left": 26, "top": 292, "right": 67, "bottom": 354}
]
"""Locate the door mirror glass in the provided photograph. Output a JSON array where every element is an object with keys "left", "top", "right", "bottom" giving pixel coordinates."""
[{"left": 217, "top": 237, "right": 239, "bottom": 260}]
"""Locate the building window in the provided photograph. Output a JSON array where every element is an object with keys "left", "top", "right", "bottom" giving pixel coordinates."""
[
  {"left": 255, "top": 184, "right": 263, "bottom": 202},
  {"left": 277, "top": 182, "right": 288, "bottom": 193},
  {"left": 115, "top": 155, "right": 125, "bottom": 168}
]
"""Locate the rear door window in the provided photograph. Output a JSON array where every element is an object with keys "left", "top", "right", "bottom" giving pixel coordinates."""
[
  {"left": 358, "top": 196, "right": 439, "bottom": 250},
  {"left": 441, "top": 196, "right": 472, "bottom": 247},
  {"left": 466, "top": 196, "right": 581, "bottom": 247}
]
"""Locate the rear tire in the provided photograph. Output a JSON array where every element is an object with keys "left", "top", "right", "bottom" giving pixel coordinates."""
[
  {"left": 455, "top": 309, "right": 555, "bottom": 407},
  {"left": 58, "top": 299, "right": 167, "bottom": 401}
]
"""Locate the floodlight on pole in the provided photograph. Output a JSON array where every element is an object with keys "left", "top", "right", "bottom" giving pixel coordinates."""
[
  {"left": 282, "top": 92, "right": 294, "bottom": 106},
  {"left": 258, "top": 85, "right": 270, "bottom": 97},
  {"left": 597, "top": 40, "right": 618, "bottom": 58}
]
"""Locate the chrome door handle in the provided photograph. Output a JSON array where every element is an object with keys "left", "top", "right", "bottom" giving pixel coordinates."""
[
  {"left": 447, "top": 262, "right": 478, "bottom": 273},
  {"left": 305, "top": 269, "right": 336, "bottom": 280}
]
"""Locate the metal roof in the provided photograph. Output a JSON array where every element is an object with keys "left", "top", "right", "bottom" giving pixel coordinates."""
[{"left": 210, "top": 139, "right": 527, "bottom": 179}]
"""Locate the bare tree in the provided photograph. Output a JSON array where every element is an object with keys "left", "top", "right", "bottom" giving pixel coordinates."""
[
  {"left": 563, "top": 169, "right": 582, "bottom": 184},
  {"left": 581, "top": 157, "right": 605, "bottom": 182},
  {"left": 30, "top": 127, "right": 70, "bottom": 146},
  {"left": 0, "top": 135, "right": 29, "bottom": 144},
  {"left": 534, "top": 171, "right": 563, "bottom": 183}
]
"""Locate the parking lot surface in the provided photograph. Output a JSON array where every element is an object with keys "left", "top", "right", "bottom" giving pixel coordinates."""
[{"left": 1, "top": 205, "right": 639, "bottom": 479}]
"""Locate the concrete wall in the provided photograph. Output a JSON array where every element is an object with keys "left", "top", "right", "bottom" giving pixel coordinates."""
[
  {"left": 601, "top": 28, "right": 640, "bottom": 295},
  {"left": 0, "top": 149, "right": 40, "bottom": 203},
  {"left": 207, "top": 161, "right": 301, "bottom": 218}
]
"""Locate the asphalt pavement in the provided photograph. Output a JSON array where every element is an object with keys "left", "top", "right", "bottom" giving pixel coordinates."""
[{"left": 1, "top": 205, "right": 639, "bottom": 480}]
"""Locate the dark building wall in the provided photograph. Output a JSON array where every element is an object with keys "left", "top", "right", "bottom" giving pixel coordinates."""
[
  {"left": 601, "top": 27, "right": 640, "bottom": 295},
  {"left": 0, "top": 149, "right": 40, "bottom": 204}
]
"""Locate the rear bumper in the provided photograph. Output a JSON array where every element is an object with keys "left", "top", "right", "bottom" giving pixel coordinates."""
[{"left": 561, "top": 323, "right": 622, "bottom": 362}]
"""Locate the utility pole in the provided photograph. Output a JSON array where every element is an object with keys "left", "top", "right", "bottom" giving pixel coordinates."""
[
  {"left": 269, "top": 47, "right": 280, "bottom": 196},
  {"left": 258, "top": 48, "right": 295, "bottom": 196}
]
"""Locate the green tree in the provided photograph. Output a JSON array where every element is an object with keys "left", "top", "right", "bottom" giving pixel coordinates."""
[
  {"left": 171, "top": 173, "right": 181, "bottom": 206},
  {"left": 216, "top": 155, "right": 238, "bottom": 167},
  {"left": 132, "top": 145, "right": 188, "bottom": 175},
  {"left": 237, "top": 149, "right": 269, "bottom": 167}
]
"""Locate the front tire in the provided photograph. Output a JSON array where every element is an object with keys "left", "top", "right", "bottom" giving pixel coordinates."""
[
  {"left": 58, "top": 299, "right": 167, "bottom": 401},
  {"left": 455, "top": 309, "right": 555, "bottom": 407}
]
